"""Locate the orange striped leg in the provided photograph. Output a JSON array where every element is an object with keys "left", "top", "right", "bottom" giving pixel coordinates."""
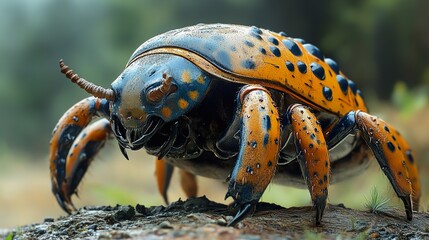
[
  {"left": 50, "top": 97, "right": 110, "bottom": 213},
  {"left": 155, "top": 158, "right": 174, "bottom": 204},
  {"left": 356, "top": 111, "right": 420, "bottom": 219},
  {"left": 288, "top": 104, "right": 330, "bottom": 225},
  {"left": 226, "top": 85, "right": 281, "bottom": 226}
]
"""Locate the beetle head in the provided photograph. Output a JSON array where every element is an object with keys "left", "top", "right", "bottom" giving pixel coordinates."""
[{"left": 59, "top": 55, "right": 210, "bottom": 151}]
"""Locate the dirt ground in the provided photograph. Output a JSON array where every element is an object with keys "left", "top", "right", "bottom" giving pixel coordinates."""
[{"left": 3, "top": 196, "right": 429, "bottom": 239}]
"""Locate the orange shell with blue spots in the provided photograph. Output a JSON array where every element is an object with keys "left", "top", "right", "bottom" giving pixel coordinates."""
[{"left": 129, "top": 24, "right": 367, "bottom": 116}]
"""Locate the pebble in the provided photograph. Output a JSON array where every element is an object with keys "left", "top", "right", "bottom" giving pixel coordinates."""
[
  {"left": 158, "top": 221, "right": 174, "bottom": 229},
  {"left": 113, "top": 205, "right": 135, "bottom": 221},
  {"left": 43, "top": 217, "right": 54, "bottom": 223}
]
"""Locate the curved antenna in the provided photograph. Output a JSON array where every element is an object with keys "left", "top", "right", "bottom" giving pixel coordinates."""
[
  {"left": 59, "top": 59, "right": 115, "bottom": 101},
  {"left": 146, "top": 73, "right": 174, "bottom": 103}
]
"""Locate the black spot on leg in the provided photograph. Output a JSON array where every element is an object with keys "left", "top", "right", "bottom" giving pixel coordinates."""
[
  {"left": 405, "top": 150, "right": 414, "bottom": 164},
  {"left": 387, "top": 141, "right": 395, "bottom": 152},
  {"left": 264, "top": 115, "right": 271, "bottom": 131},
  {"left": 323, "top": 174, "right": 327, "bottom": 182},
  {"left": 384, "top": 125, "right": 390, "bottom": 133},
  {"left": 263, "top": 133, "right": 269, "bottom": 146},
  {"left": 268, "top": 161, "right": 273, "bottom": 167}
]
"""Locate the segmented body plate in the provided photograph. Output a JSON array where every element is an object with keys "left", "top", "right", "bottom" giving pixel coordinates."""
[{"left": 129, "top": 24, "right": 367, "bottom": 116}]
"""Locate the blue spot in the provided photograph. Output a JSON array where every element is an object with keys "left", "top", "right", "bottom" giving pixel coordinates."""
[
  {"left": 325, "top": 58, "right": 340, "bottom": 74},
  {"left": 303, "top": 43, "right": 324, "bottom": 60},
  {"left": 294, "top": 38, "right": 306, "bottom": 44},
  {"left": 264, "top": 133, "right": 269, "bottom": 146},
  {"left": 348, "top": 80, "right": 357, "bottom": 94},
  {"left": 259, "top": 47, "right": 266, "bottom": 55},
  {"left": 249, "top": 31, "right": 262, "bottom": 40},
  {"left": 264, "top": 115, "right": 271, "bottom": 131},
  {"left": 297, "top": 61, "right": 307, "bottom": 73},
  {"left": 285, "top": 61, "right": 294, "bottom": 72},
  {"left": 268, "top": 36, "right": 279, "bottom": 45},
  {"left": 244, "top": 40, "right": 254, "bottom": 48},
  {"left": 270, "top": 46, "right": 281, "bottom": 57},
  {"left": 242, "top": 59, "right": 256, "bottom": 69},
  {"left": 310, "top": 63, "right": 326, "bottom": 80},
  {"left": 216, "top": 50, "right": 232, "bottom": 69},
  {"left": 336, "top": 75, "right": 349, "bottom": 95},
  {"left": 279, "top": 31, "right": 288, "bottom": 37},
  {"left": 249, "top": 26, "right": 263, "bottom": 40},
  {"left": 323, "top": 86, "right": 333, "bottom": 101},
  {"left": 387, "top": 141, "right": 395, "bottom": 152},
  {"left": 282, "top": 39, "right": 302, "bottom": 56},
  {"left": 250, "top": 26, "right": 263, "bottom": 34}
]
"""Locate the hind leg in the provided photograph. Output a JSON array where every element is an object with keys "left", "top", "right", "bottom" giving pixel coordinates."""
[
  {"left": 155, "top": 159, "right": 198, "bottom": 204},
  {"left": 325, "top": 111, "right": 420, "bottom": 219},
  {"left": 355, "top": 111, "right": 420, "bottom": 218}
]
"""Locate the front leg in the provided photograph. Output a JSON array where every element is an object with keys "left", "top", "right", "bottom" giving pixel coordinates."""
[
  {"left": 288, "top": 104, "right": 330, "bottom": 225},
  {"left": 50, "top": 97, "right": 110, "bottom": 213},
  {"left": 225, "top": 85, "right": 281, "bottom": 226}
]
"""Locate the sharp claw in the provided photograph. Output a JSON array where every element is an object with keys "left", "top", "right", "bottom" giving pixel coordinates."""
[
  {"left": 118, "top": 143, "right": 129, "bottom": 160},
  {"left": 401, "top": 195, "right": 413, "bottom": 220},
  {"left": 227, "top": 202, "right": 255, "bottom": 227},
  {"left": 313, "top": 195, "right": 327, "bottom": 226},
  {"left": 53, "top": 188, "right": 75, "bottom": 214}
]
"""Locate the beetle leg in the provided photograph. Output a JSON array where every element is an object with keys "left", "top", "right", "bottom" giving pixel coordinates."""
[
  {"left": 155, "top": 158, "right": 174, "bottom": 204},
  {"left": 225, "top": 85, "right": 281, "bottom": 226},
  {"left": 50, "top": 97, "right": 110, "bottom": 213},
  {"left": 325, "top": 111, "right": 420, "bottom": 219},
  {"left": 179, "top": 170, "right": 198, "bottom": 199},
  {"left": 156, "top": 159, "right": 198, "bottom": 204},
  {"left": 355, "top": 111, "right": 420, "bottom": 219},
  {"left": 288, "top": 104, "right": 330, "bottom": 225}
]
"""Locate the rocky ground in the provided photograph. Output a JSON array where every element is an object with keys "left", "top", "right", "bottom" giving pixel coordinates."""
[{"left": 3, "top": 196, "right": 429, "bottom": 239}]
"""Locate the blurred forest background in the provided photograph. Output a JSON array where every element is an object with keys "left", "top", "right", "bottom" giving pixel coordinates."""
[{"left": 0, "top": 0, "right": 428, "bottom": 229}]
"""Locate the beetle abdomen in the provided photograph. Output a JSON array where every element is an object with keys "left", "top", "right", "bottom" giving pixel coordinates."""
[{"left": 129, "top": 24, "right": 367, "bottom": 116}]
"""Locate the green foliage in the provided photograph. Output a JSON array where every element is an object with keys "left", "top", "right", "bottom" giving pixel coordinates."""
[
  {"left": 364, "top": 187, "right": 390, "bottom": 214},
  {"left": 392, "top": 81, "right": 428, "bottom": 119},
  {"left": 4, "top": 232, "right": 14, "bottom": 240}
]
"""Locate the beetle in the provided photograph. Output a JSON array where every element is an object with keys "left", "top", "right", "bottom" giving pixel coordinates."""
[{"left": 50, "top": 24, "right": 420, "bottom": 226}]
